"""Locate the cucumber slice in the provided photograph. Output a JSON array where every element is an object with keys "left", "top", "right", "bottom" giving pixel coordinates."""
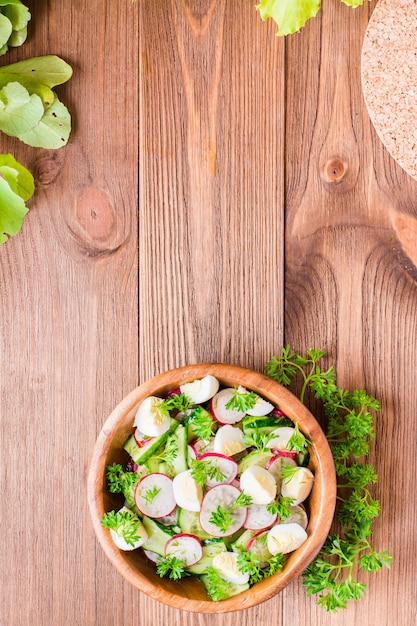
[
  {"left": 199, "top": 573, "right": 250, "bottom": 600},
  {"left": 237, "top": 450, "right": 273, "bottom": 476},
  {"left": 170, "top": 424, "right": 189, "bottom": 475},
  {"left": 123, "top": 419, "right": 179, "bottom": 465},
  {"left": 178, "top": 508, "right": 212, "bottom": 540},
  {"left": 141, "top": 516, "right": 175, "bottom": 556},
  {"left": 187, "top": 541, "right": 227, "bottom": 575},
  {"left": 242, "top": 414, "right": 293, "bottom": 435}
]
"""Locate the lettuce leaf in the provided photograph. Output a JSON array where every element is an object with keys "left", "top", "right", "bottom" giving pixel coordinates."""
[
  {"left": 0, "top": 1, "right": 30, "bottom": 55},
  {"left": 256, "top": 0, "right": 368, "bottom": 36},
  {"left": 0, "top": 153, "right": 34, "bottom": 244}
]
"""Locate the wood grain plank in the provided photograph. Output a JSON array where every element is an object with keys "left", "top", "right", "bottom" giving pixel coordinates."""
[
  {"left": 284, "top": 1, "right": 417, "bottom": 624},
  {"left": 138, "top": 0, "right": 285, "bottom": 380},
  {"left": 0, "top": 1, "right": 138, "bottom": 625}
]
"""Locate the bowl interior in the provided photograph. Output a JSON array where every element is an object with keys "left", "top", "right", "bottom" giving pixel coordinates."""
[{"left": 87, "top": 363, "right": 336, "bottom": 613}]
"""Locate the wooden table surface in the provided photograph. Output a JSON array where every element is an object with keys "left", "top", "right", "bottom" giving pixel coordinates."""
[{"left": 1, "top": 1, "right": 416, "bottom": 625}]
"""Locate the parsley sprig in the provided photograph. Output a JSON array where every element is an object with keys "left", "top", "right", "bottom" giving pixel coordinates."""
[
  {"left": 265, "top": 345, "right": 391, "bottom": 612},
  {"left": 158, "top": 392, "right": 193, "bottom": 416},
  {"left": 225, "top": 387, "right": 258, "bottom": 412},
  {"left": 186, "top": 405, "right": 217, "bottom": 441},
  {"left": 190, "top": 458, "right": 226, "bottom": 486},
  {"left": 106, "top": 463, "right": 138, "bottom": 494},
  {"left": 156, "top": 555, "right": 190, "bottom": 580},
  {"left": 101, "top": 509, "right": 142, "bottom": 547}
]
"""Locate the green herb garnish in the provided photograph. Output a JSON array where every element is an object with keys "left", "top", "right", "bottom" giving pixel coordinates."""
[
  {"left": 101, "top": 509, "right": 141, "bottom": 547},
  {"left": 265, "top": 345, "right": 391, "bottom": 611},
  {"left": 186, "top": 405, "right": 216, "bottom": 440},
  {"left": 158, "top": 392, "right": 193, "bottom": 415},
  {"left": 190, "top": 458, "right": 225, "bottom": 486},
  {"left": 141, "top": 485, "right": 161, "bottom": 505},
  {"left": 208, "top": 505, "right": 233, "bottom": 534},
  {"left": 156, "top": 555, "right": 190, "bottom": 580},
  {"left": 106, "top": 463, "right": 138, "bottom": 494},
  {"left": 225, "top": 387, "right": 258, "bottom": 412},
  {"left": 203, "top": 566, "right": 231, "bottom": 601},
  {"left": 266, "top": 494, "right": 295, "bottom": 520}
]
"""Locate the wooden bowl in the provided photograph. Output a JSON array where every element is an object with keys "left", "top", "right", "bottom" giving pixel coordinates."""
[{"left": 87, "top": 363, "right": 336, "bottom": 613}]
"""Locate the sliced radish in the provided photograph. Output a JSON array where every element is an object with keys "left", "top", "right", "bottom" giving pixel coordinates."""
[
  {"left": 199, "top": 484, "right": 247, "bottom": 537},
  {"left": 198, "top": 452, "right": 238, "bottom": 487},
  {"left": 143, "top": 549, "right": 159, "bottom": 563},
  {"left": 244, "top": 503, "right": 278, "bottom": 531},
  {"left": 265, "top": 456, "right": 297, "bottom": 489},
  {"left": 281, "top": 466, "right": 314, "bottom": 505},
  {"left": 134, "top": 428, "right": 152, "bottom": 448},
  {"left": 246, "top": 395, "right": 274, "bottom": 417},
  {"left": 192, "top": 437, "right": 214, "bottom": 457},
  {"left": 212, "top": 550, "right": 249, "bottom": 584},
  {"left": 134, "top": 473, "right": 176, "bottom": 518},
  {"left": 284, "top": 505, "right": 309, "bottom": 530},
  {"left": 271, "top": 408, "right": 286, "bottom": 418},
  {"left": 267, "top": 522, "right": 308, "bottom": 555},
  {"left": 270, "top": 448, "right": 298, "bottom": 460},
  {"left": 180, "top": 375, "right": 220, "bottom": 404},
  {"left": 187, "top": 444, "right": 198, "bottom": 462},
  {"left": 213, "top": 424, "right": 246, "bottom": 456},
  {"left": 158, "top": 508, "right": 179, "bottom": 527},
  {"left": 134, "top": 396, "right": 171, "bottom": 437},
  {"left": 172, "top": 469, "right": 203, "bottom": 512},
  {"left": 165, "top": 533, "right": 203, "bottom": 566},
  {"left": 240, "top": 465, "right": 277, "bottom": 505},
  {"left": 210, "top": 388, "right": 246, "bottom": 424},
  {"left": 265, "top": 426, "right": 296, "bottom": 451},
  {"left": 246, "top": 530, "right": 273, "bottom": 566}
]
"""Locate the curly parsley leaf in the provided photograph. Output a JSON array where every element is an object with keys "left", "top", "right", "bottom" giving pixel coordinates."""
[
  {"left": 156, "top": 555, "right": 190, "bottom": 581},
  {"left": 100, "top": 509, "right": 142, "bottom": 547},
  {"left": 226, "top": 387, "right": 258, "bottom": 412}
]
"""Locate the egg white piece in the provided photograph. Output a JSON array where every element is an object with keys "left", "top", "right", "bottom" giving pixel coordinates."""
[
  {"left": 172, "top": 470, "right": 203, "bottom": 512},
  {"left": 240, "top": 465, "right": 277, "bottom": 505},
  {"left": 109, "top": 506, "right": 148, "bottom": 551},
  {"left": 266, "top": 426, "right": 296, "bottom": 450},
  {"left": 213, "top": 424, "right": 246, "bottom": 456},
  {"left": 212, "top": 551, "right": 250, "bottom": 585},
  {"left": 267, "top": 522, "right": 308, "bottom": 555},
  {"left": 134, "top": 396, "right": 171, "bottom": 437},
  {"left": 180, "top": 375, "right": 220, "bottom": 404},
  {"left": 246, "top": 395, "right": 274, "bottom": 416},
  {"left": 281, "top": 466, "right": 314, "bottom": 505}
]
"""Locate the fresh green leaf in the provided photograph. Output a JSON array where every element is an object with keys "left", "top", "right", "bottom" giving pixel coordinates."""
[
  {"left": 185, "top": 405, "right": 216, "bottom": 440},
  {"left": 142, "top": 485, "right": 161, "bottom": 505},
  {"left": 0, "top": 55, "right": 73, "bottom": 88},
  {"left": 266, "top": 494, "right": 295, "bottom": 520},
  {"left": 233, "top": 492, "right": 252, "bottom": 508},
  {"left": 256, "top": 0, "right": 321, "bottom": 36},
  {"left": 208, "top": 505, "right": 233, "bottom": 534},
  {"left": 106, "top": 463, "right": 138, "bottom": 494},
  {"left": 190, "top": 458, "right": 225, "bottom": 486},
  {"left": 225, "top": 387, "right": 258, "bottom": 412},
  {"left": 0, "top": 12, "right": 12, "bottom": 48},
  {"left": 17, "top": 94, "right": 71, "bottom": 148},
  {"left": 0, "top": 153, "right": 33, "bottom": 243},
  {"left": 0, "top": 81, "right": 44, "bottom": 135},
  {"left": 203, "top": 566, "right": 231, "bottom": 601},
  {"left": 101, "top": 509, "right": 142, "bottom": 547},
  {"left": 156, "top": 555, "right": 190, "bottom": 580}
]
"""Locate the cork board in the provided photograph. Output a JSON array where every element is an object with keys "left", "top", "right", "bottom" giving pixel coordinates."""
[{"left": 361, "top": 0, "right": 417, "bottom": 180}]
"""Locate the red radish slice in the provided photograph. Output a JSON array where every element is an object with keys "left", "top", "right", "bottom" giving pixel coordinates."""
[
  {"left": 244, "top": 503, "right": 278, "bottom": 531},
  {"left": 134, "top": 429, "right": 152, "bottom": 448},
  {"left": 158, "top": 508, "right": 179, "bottom": 527},
  {"left": 165, "top": 533, "right": 203, "bottom": 566},
  {"left": 271, "top": 408, "right": 286, "bottom": 418},
  {"left": 210, "top": 388, "right": 246, "bottom": 424},
  {"left": 166, "top": 387, "right": 181, "bottom": 397},
  {"left": 199, "top": 484, "right": 247, "bottom": 537},
  {"left": 284, "top": 505, "right": 309, "bottom": 529},
  {"left": 270, "top": 449, "right": 298, "bottom": 459},
  {"left": 187, "top": 444, "right": 198, "bottom": 462},
  {"left": 198, "top": 452, "right": 238, "bottom": 487},
  {"left": 143, "top": 549, "right": 159, "bottom": 564},
  {"left": 246, "top": 530, "right": 273, "bottom": 566},
  {"left": 134, "top": 473, "right": 176, "bottom": 518},
  {"left": 192, "top": 437, "right": 214, "bottom": 457}
]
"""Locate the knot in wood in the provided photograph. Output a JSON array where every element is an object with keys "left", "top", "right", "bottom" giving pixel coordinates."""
[
  {"left": 34, "top": 151, "right": 64, "bottom": 186},
  {"left": 323, "top": 157, "right": 348, "bottom": 182}
]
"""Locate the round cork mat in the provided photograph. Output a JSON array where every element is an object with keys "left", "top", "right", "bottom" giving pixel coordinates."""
[{"left": 361, "top": 0, "right": 417, "bottom": 180}]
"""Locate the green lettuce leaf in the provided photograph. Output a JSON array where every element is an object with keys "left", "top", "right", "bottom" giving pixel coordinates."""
[
  {"left": 256, "top": 0, "right": 368, "bottom": 35},
  {"left": 0, "top": 55, "right": 73, "bottom": 88},
  {"left": 256, "top": 0, "right": 321, "bottom": 36},
  {"left": 0, "top": 81, "right": 44, "bottom": 135},
  {"left": 0, "top": 12, "right": 12, "bottom": 48},
  {"left": 0, "top": 153, "right": 34, "bottom": 244},
  {"left": 0, "top": 1, "right": 30, "bottom": 54},
  {"left": 17, "top": 94, "right": 71, "bottom": 148}
]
